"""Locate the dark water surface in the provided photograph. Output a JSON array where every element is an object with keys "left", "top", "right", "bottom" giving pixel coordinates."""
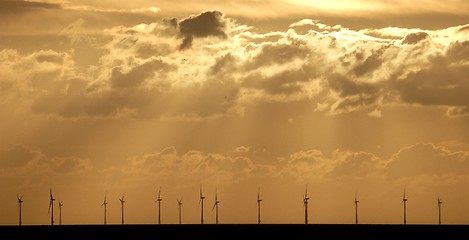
[{"left": 1, "top": 224, "right": 468, "bottom": 239}]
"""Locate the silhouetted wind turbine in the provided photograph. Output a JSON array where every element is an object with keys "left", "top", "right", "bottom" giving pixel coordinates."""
[
  {"left": 17, "top": 194, "right": 23, "bottom": 226},
  {"left": 257, "top": 189, "right": 262, "bottom": 224},
  {"left": 354, "top": 192, "right": 359, "bottom": 224},
  {"left": 199, "top": 186, "right": 205, "bottom": 224},
  {"left": 58, "top": 200, "right": 63, "bottom": 225},
  {"left": 48, "top": 188, "right": 55, "bottom": 226},
  {"left": 402, "top": 190, "right": 408, "bottom": 225},
  {"left": 156, "top": 187, "right": 163, "bottom": 224},
  {"left": 437, "top": 196, "right": 443, "bottom": 225},
  {"left": 212, "top": 189, "right": 220, "bottom": 224},
  {"left": 102, "top": 193, "right": 108, "bottom": 225},
  {"left": 177, "top": 197, "right": 183, "bottom": 224},
  {"left": 119, "top": 193, "right": 125, "bottom": 224},
  {"left": 303, "top": 188, "right": 309, "bottom": 224}
]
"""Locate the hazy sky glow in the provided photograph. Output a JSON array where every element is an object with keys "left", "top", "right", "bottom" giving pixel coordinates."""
[{"left": 0, "top": 0, "right": 469, "bottom": 225}]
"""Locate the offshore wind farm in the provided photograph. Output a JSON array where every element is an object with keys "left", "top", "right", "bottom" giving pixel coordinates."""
[
  {"left": 1, "top": 0, "right": 469, "bottom": 238},
  {"left": 4, "top": 187, "right": 458, "bottom": 226},
  {"left": 2, "top": 187, "right": 469, "bottom": 239}
]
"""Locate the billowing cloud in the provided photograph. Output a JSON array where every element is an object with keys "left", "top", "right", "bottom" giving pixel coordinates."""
[
  {"left": 0, "top": 145, "right": 92, "bottom": 177},
  {"left": 385, "top": 143, "right": 469, "bottom": 180},
  {"left": 0, "top": 145, "right": 41, "bottom": 169},
  {"left": 402, "top": 32, "right": 430, "bottom": 44},
  {"left": 124, "top": 146, "right": 266, "bottom": 184},
  {"left": 178, "top": 10, "right": 228, "bottom": 50},
  {"left": 1, "top": 11, "right": 468, "bottom": 122},
  {"left": 110, "top": 57, "right": 174, "bottom": 89}
]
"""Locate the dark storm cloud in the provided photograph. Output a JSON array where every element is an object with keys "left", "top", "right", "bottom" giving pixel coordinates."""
[
  {"left": 402, "top": 32, "right": 430, "bottom": 44},
  {"left": 178, "top": 10, "right": 227, "bottom": 50}
]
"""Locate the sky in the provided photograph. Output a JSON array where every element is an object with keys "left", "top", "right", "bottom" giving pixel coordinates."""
[{"left": 0, "top": 0, "right": 468, "bottom": 225}]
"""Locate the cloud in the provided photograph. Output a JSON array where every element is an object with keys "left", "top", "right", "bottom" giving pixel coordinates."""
[
  {"left": 0, "top": 0, "right": 60, "bottom": 11},
  {"left": 234, "top": 146, "right": 251, "bottom": 153},
  {"left": 124, "top": 146, "right": 263, "bottom": 184},
  {"left": 402, "top": 32, "right": 430, "bottom": 44},
  {"left": 49, "top": 157, "right": 93, "bottom": 175},
  {"left": 0, "top": 145, "right": 92, "bottom": 177},
  {"left": 2, "top": 11, "right": 469, "bottom": 120},
  {"left": 0, "top": 145, "right": 41, "bottom": 169},
  {"left": 110, "top": 57, "right": 175, "bottom": 89},
  {"left": 279, "top": 141, "right": 469, "bottom": 183},
  {"left": 178, "top": 10, "right": 228, "bottom": 50},
  {"left": 385, "top": 142, "right": 469, "bottom": 180},
  {"left": 368, "top": 108, "right": 382, "bottom": 118},
  {"left": 289, "top": 19, "right": 318, "bottom": 28}
]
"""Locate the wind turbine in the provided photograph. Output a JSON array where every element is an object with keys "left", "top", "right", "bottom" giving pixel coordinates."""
[
  {"left": 177, "top": 197, "right": 183, "bottom": 224},
  {"left": 437, "top": 196, "right": 443, "bottom": 225},
  {"left": 58, "top": 200, "right": 63, "bottom": 225},
  {"left": 102, "top": 193, "right": 108, "bottom": 225},
  {"left": 354, "top": 192, "right": 359, "bottom": 224},
  {"left": 156, "top": 187, "right": 163, "bottom": 224},
  {"left": 303, "top": 188, "right": 309, "bottom": 224},
  {"left": 257, "top": 189, "right": 262, "bottom": 224},
  {"left": 212, "top": 189, "right": 220, "bottom": 224},
  {"left": 402, "top": 190, "right": 408, "bottom": 225},
  {"left": 119, "top": 193, "right": 125, "bottom": 225},
  {"left": 17, "top": 194, "right": 23, "bottom": 226},
  {"left": 199, "top": 186, "right": 205, "bottom": 224},
  {"left": 48, "top": 188, "right": 55, "bottom": 226}
]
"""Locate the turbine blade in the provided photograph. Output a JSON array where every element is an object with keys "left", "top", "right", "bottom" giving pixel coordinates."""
[
  {"left": 212, "top": 202, "right": 216, "bottom": 211},
  {"left": 50, "top": 188, "right": 53, "bottom": 200},
  {"left": 48, "top": 201, "right": 52, "bottom": 213}
]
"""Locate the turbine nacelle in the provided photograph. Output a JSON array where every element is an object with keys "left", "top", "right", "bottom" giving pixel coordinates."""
[
  {"left": 157, "top": 187, "right": 163, "bottom": 202},
  {"left": 119, "top": 193, "right": 126, "bottom": 203}
]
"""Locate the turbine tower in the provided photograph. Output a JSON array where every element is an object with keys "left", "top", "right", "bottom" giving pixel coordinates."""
[
  {"left": 119, "top": 193, "right": 125, "bottom": 225},
  {"left": 212, "top": 189, "right": 220, "bottom": 224},
  {"left": 48, "top": 188, "right": 55, "bottom": 226},
  {"left": 257, "top": 190, "right": 262, "bottom": 224},
  {"left": 17, "top": 194, "right": 23, "bottom": 226},
  {"left": 437, "top": 196, "right": 443, "bottom": 225},
  {"left": 303, "top": 188, "right": 309, "bottom": 224},
  {"left": 177, "top": 197, "right": 183, "bottom": 224},
  {"left": 58, "top": 200, "right": 63, "bottom": 225},
  {"left": 199, "top": 186, "right": 205, "bottom": 224},
  {"left": 156, "top": 187, "right": 163, "bottom": 224},
  {"left": 402, "top": 190, "right": 408, "bottom": 225},
  {"left": 102, "top": 193, "right": 108, "bottom": 225},
  {"left": 354, "top": 192, "right": 359, "bottom": 224}
]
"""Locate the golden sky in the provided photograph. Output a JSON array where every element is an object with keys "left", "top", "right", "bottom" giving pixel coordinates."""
[{"left": 0, "top": 0, "right": 469, "bottom": 225}]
